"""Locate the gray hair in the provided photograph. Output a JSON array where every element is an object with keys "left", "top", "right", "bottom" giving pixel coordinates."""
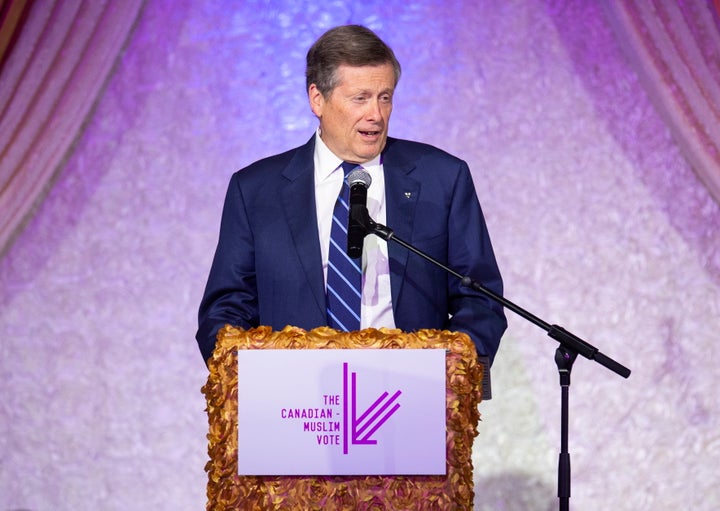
[{"left": 305, "top": 25, "right": 401, "bottom": 97}]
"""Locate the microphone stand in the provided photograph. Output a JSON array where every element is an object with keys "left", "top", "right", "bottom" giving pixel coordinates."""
[{"left": 355, "top": 210, "right": 631, "bottom": 511}]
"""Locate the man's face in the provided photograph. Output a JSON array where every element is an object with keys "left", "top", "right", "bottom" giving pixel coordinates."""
[{"left": 309, "top": 63, "right": 395, "bottom": 163}]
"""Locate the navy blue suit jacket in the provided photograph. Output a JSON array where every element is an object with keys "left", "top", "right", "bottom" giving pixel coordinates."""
[{"left": 197, "top": 136, "right": 507, "bottom": 364}]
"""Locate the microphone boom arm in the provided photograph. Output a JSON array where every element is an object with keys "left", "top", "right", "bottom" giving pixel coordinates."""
[{"left": 356, "top": 208, "right": 631, "bottom": 379}]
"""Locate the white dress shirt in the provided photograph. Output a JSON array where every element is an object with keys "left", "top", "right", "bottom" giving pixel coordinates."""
[{"left": 313, "top": 130, "right": 396, "bottom": 329}]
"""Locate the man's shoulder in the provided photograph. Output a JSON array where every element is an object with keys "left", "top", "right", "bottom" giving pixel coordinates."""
[
  {"left": 231, "top": 136, "right": 315, "bottom": 183},
  {"left": 384, "top": 137, "right": 465, "bottom": 167},
  {"left": 386, "top": 136, "right": 443, "bottom": 153}
]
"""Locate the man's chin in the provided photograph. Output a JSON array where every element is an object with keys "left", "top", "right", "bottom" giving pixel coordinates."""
[{"left": 355, "top": 141, "right": 386, "bottom": 162}]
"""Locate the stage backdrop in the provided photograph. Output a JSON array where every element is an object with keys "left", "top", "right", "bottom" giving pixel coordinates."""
[{"left": 1, "top": 1, "right": 719, "bottom": 510}]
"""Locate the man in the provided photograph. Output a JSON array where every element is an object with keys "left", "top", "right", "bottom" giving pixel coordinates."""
[{"left": 196, "top": 25, "right": 507, "bottom": 382}]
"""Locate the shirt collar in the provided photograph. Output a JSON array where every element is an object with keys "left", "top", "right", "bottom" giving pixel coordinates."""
[{"left": 314, "top": 128, "right": 382, "bottom": 181}]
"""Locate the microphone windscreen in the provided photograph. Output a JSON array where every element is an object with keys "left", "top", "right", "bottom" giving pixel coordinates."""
[{"left": 346, "top": 169, "right": 372, "bottom": 188}]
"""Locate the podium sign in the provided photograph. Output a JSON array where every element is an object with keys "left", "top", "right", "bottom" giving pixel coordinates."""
[{"left": 237, "top": 348, "right": 446, "bottom": 476}]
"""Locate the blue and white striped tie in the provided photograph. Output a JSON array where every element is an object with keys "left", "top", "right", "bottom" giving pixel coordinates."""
[{"left": 326, "top": 162, "right": 362, "bottom": 332}]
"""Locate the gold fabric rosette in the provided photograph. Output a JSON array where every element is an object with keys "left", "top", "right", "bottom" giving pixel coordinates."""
[{"left": 202, "top": 325, "right": 483, "bottom": 510}]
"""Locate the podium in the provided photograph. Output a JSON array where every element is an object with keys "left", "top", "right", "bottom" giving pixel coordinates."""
[{"left": 202, "top": 325, "right": 484, "bottom": 510}]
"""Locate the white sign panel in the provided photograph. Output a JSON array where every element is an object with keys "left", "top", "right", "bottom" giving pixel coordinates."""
[{"left": 237, "top": 348, "right": 446, "bottom": 476}]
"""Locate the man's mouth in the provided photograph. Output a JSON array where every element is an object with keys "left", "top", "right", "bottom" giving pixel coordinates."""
[{"left": 359, "top": 130, "right": 381, "bottom": 137}]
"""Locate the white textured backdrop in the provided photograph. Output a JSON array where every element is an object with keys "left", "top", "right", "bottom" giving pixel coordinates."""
[{"left": 1, "top": 1, "right": 719, "bottom": 510}]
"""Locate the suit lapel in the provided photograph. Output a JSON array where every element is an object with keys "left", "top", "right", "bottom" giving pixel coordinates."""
[
  {"left": 277, "top": 136, "right": 421, "bottom": 321},
  {"left": 382, "top": 139, "right": 420, "bottom": 310},
  {"left": 280, "top": 137, "right": 327, "bottom": 317}
]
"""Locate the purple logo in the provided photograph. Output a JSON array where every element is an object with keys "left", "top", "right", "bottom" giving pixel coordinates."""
[{"left": 342, "top": 362, "right": 402, "bottom": 455}]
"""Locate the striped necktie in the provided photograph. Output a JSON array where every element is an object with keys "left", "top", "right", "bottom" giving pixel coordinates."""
[{"left": 326, "top": 162, "right": 362, "bottom": 332}]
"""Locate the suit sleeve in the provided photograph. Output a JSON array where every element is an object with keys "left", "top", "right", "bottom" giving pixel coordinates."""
[
  {"left": 196, "top": 173, "right": 259, "bottom": 362},
  {"left": 445, "top": 162, "right": 507, "bottom": 365}
]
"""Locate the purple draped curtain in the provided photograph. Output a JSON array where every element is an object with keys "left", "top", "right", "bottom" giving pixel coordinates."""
[
  {"left": 0, "top": 0, "right": 144, "bottom": 256},
  {"left": 604, "top": 0, "right": 720, "bottom": 205}
]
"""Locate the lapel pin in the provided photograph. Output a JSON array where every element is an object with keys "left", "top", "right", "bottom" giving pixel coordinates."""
[{"left": 404, "top": 192, "right": 412, "bottom": 199}]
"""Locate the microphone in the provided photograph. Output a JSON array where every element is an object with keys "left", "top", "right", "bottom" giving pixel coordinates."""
[{"left": 346, "top": 168, "right": 372, "bottom": 259}]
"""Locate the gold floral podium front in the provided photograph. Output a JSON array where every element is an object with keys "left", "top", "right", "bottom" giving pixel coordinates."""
[{"left": 202, "top": 325, "right": 483, "bottom": 511}]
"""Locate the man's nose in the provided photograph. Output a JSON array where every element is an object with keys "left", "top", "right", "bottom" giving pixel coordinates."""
[{"left": 365, "top": 98, "right": 383, "bottom": 120}]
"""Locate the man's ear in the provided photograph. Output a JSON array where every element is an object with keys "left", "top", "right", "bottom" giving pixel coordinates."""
[{"left": 308, "top": 84, "right": 324, "bottom": 117}]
